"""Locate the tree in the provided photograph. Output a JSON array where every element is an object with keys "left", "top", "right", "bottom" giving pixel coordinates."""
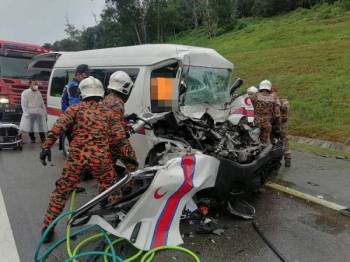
[
  {"left": 46, "top": 0, "right": 344, "bottom": 49},
  {"left": 64, "top": 24, "right": 82, "bottom": 42},
  {"left": 104, "top": 0, "right": 147, "bottom": 45},
  {"left": 235, "top": 0, "right": 255, "bottom": 17},
  {"left": 80, "top": 24, "right": 107, "bottom": 50},
  {"left": 42, "top": 43, "right": 53, "bottom": 49},
  {"left": 50, "top": 23, "right": 83, "bottom": 51}
]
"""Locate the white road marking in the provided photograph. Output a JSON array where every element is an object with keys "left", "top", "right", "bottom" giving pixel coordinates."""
[
  {"left": 0, "top": 187, "right": 21, "bottom": 262},
  {"left": 266, "top": 182, "right": 348, "bottom": 212}
]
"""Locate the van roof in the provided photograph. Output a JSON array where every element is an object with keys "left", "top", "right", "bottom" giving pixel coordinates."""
[{"left": 54, "top": 44, "right": 234, "bottom": 70}]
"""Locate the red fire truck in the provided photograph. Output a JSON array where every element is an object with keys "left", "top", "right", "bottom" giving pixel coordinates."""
[{"left": 0, "top": 39, "right": 51, "bottom": 123}]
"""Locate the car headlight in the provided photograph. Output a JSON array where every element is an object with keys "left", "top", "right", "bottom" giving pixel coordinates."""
[{"left": 0, "top": 97, "right": 9, "bottom": 104}]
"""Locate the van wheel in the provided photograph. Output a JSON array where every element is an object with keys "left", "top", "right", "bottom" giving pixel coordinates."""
[{"left": 62, "top": 134, "right": 70, "bottom": 158}]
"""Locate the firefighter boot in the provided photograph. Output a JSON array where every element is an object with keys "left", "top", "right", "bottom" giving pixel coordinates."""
[
  {"left": 285, "top": 158, "right": 291, "bottom": 168},
  {"left": 41, "top": 227, "right": 55, "bottom": 244},
  {"left": 75, "top": 185, "right": 86, "bottom": 193}
]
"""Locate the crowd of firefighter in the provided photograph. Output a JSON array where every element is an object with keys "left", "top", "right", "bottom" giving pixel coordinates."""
[{"left": 18, "top": 64, "right": 290, "bottom": 243}]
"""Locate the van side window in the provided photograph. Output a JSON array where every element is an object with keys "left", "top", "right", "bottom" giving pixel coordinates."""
[
  {"left": 50, "top": 69, "right": 67, "bottom": 97},
  {"left": 104, "top": 68, "right": 140, "bottom": 95},
  {"left": 150, "top": 63, "right": 178, "bottom": 113},
  {"left": 90, "top": 69, "right": 107, "bottom": 89},
  {"left": 105, "top": 68, "right": 140, "bottom": 87},
  {"left": 50, "top": 68, "right": 140, "bottom": 98}
]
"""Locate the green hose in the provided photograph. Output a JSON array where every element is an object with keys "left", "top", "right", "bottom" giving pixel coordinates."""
[
  {"left": 34, "top": 210, "right": 82, "bottom": 262},
  {"left": 141, "top": 246, "right": 201, "bottom": 262},
  {"left": 66, "top": 191, "right": 120, "bottom": 262},
  {"left": 71, "top": 231, "right": 143, "bottom": 262},
  {"left": 72, "top": 232, "right": 104, "bottom": 257},
  {"left": 35, "top": 190, "right": 201, "bottom": 262},
  {"left": 64, "top": 251, "right": 116, "bottom": 262},
  {"left": 66, "top": 190, "right": 77, "bottom": 259},
  {"left": 41, "top": 226, "right": 95, "bottom": 261},
  {"left": 104, "top": 238, "right": 144, "bottom": 262},
  {"left": 35, "top": 190, "right": 122, "bottom": 262}
]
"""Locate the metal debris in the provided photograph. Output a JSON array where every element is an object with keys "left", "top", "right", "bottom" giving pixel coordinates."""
[
  {"left": 212, "top": 228, "right": 225, "bottom": 236},
  {"left": 336, "top": 155, "right": 348, "bottom": 160}
]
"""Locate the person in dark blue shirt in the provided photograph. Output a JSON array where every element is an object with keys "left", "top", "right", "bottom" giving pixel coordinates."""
[{"left": 61, "top": 64, "right": 90, "bottom": 112}]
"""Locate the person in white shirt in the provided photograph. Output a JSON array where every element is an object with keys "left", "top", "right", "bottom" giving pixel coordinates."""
[{"left": 19, "top": 80, "right": 47, "bottom": 143}]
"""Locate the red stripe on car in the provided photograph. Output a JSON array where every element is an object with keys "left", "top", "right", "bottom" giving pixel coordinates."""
[{"left": 150, "top": 155, "right": 196, "bottom": 248}]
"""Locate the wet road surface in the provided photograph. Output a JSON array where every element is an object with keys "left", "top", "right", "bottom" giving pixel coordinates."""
[
  {"left": 0, "top": 144, "right": 349, "bottom": 262},
  {"left": 278, "top": 149, "right": 350, "bottom": 207}
]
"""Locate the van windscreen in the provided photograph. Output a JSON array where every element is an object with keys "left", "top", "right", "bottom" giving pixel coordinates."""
[{"left": 182, "top": 66, "right": 231, "bottom": 106}]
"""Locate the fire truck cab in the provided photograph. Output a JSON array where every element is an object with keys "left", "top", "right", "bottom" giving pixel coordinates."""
[{"left": 0, "top": 39, "right": 51, "bottom": 123}]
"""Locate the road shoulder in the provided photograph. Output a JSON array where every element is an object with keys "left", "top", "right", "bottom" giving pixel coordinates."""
[{"left": 0, "top": 187, "right": 21, "bottom": 262}]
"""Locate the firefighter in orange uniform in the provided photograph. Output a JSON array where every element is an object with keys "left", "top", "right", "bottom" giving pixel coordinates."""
[
  {"left": 39, "top": 76, "right": 137, "bottom": 243},
  {"left": 251, "top": 80, "right": 281, "bottom": 144},
  {"left": 103, "top": 71, "right": 136, "bottom": 157}
]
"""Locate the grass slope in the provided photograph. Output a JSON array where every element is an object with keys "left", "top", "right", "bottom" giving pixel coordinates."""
[{"left": 170, "top": 4, "right": 350, "bottom": 143}]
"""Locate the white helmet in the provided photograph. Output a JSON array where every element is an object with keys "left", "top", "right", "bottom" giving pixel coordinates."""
[
  {"left": 259, "top": 79, "right": 272, "bottom": 91},
  {"left": 79, "top": 76, "right": 104, "bottom": 99},
  {"left": 107, "top": 71, "right": 133, "bottom": 95},
  {"left": 247, "top": 86, "right": 258, "bottom": 95}
]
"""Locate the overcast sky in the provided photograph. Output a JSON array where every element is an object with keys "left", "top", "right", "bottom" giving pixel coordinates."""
[{"left": 0, "top": 0, "right": 106, "bottom": 45}]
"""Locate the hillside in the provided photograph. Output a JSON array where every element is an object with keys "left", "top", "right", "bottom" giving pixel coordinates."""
[{"left": 170, "top": 4, "right": 350, "bottom": 143}]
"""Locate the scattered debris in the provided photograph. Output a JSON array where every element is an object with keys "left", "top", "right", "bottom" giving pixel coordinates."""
[
  {"left": 203, "top": 218, "right": 212, "bottom": 224},
  {"left": 340, "top": 208, "right": 350, "bottom": 217},
  {"left": 307, "top": 181, "right": 320, "bottom": 187},
  {"left": 212, "top": 228, "right": 225, "bottom": 236},
  {"left": 226, "top": 199, "right": 256, "bottom": 220},
  {"left": 235, "top": 249, "right": 245, "bottom": 255},
  {"left": 195, "top": 217, "right": 223, "bottom": 236},
  {"left": 317, "top": 195, "right": 324, "bottom": 199},
  {"left": 336, "top": 155, "right": 348, "bottom": 160},
  {"left": 196, "top": 222, "right": 216, "bottom": 234}
]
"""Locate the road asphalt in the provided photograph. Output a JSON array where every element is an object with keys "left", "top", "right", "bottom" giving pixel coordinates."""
[
  {"left": 278, "top": 149, "right": 350, "bottom": 208},
  {"left": 0, "top": 143, "right": 349, "bottom": 262}
]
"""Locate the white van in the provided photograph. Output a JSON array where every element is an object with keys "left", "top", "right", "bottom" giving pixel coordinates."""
[{"left": 31, "top": 44, "right": 234, "bottom": 165}]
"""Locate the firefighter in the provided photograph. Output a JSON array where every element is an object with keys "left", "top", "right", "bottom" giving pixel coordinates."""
[
  {"left": 103, "top": 71, "right": 138, "bottom": 194},
  {"left": 271, "top": 87, "right": 291, "bottom": 167},
  {"left": 103, "top": 71, "right": 135, "bottom": 137},
  {"left": 61, "top": 64, "right": 90, "bottom": 193},
  {"left": 103, "top": 71, "right": 133, "bottom": 119},
  {"left": 280, "top": 97, "right": 291, "bottom": 167},
  {"left": 251, "top": 80, "right": 281, "bottom": 144},
  {"left": 247, "top": 86, "right": 258, "bottom": 97},
  {"left": 39, "top": 76, "right": 137, "bottom": 243}
]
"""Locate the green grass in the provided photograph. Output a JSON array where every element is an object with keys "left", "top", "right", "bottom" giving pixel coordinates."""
[{"left": 170, "top": 4, "right": 350, "bottom": 143}]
